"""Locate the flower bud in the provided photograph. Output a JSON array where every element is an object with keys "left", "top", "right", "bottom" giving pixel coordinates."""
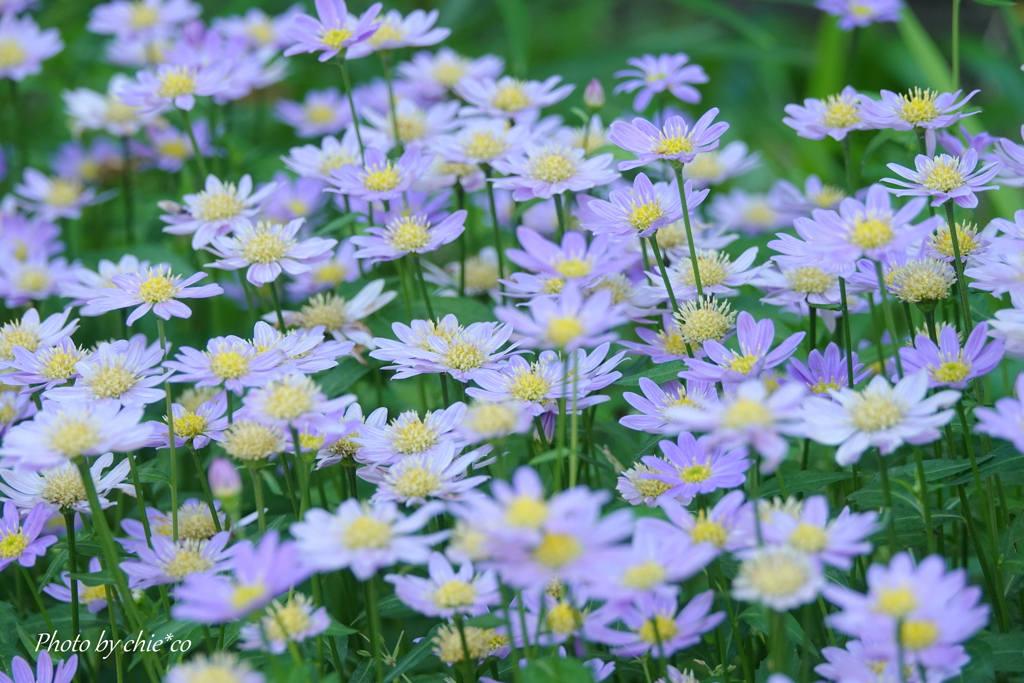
[
  {"left": 208, "top": 457, "right": 242, "bottom": 501},
  {"left": 584, "top": 79, "right": 605, "bottom": 110}
]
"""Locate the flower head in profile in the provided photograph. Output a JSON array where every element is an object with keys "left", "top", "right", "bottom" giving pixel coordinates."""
[
  {"left": 620, "top": 378, "right": 717, "bottom": 434},
  {"left": 283, "top": 0, "right": 382, "bottom": 61},
  {"left": 163, "top": 174, "right": 278, "bottom": 249},
  {"left": 815, "top": 0, "right": 903, "bottom": 30},
  {"left": 490, "top": 143, "right": 618, "bottom": 202},
  {"left": 386, "top": 551, "right": 499, "bottom": 617},
  {"left": 0, "top": 13, "right": 63, "bottom": 82},
  {"left": 238, "top": 593, "right": 330, "bottom": 655},
  {"left": 614, "top": 53, "right": 708, "bottom": 113},
  {"left": 277, "top": 279, "right": 397, "bottom": 347},
  {"left": 85, "top": 264, "right": 223, "bottom": 325},
  {"left": 63, "top": 74, "right": 155, "bottom": 138},
  {"left": 148, "top": 392, "right": 229, "bottom": 450},
  {"left": 208, "top": 218, "right": 337, "bottom": 286},
  {"left": 900, "top": 323, "right": 1003, "bottom": 390},
  {"left": 352, "top": 209, "right": 466, "bottom": 263},
  {"left": 762, "top": 495, "right": 877, "bottom": 570},
  {"left": 803, "top": 371, "right": 959, "bottom": 465},
  {"left": 610, "top": 109, "right": 729, "bottom": 170},
  {"left": 883, "top": 149, "right": 1000, "bottom": 208},
  {"left": 291, "top": 499, "right": 446, "bottom": 579},
  {"left": 398, "top": 47, "right": 504, "bottom": 100},
  {"left": 456, "top": 75, "right": 574, "bottom": 122},
  {"left": 860, "top": 87, "right": 978, "bottom": 131},
  {"left": 783, "top": 86, "right": 864, "bottom": 141},
  {"left": 347, "top": 8, "right": 450, "bottom": 57},
  {"left": 0, "top": 501, "right": 56, "bottom": 571},
  {"left": 328, "top": 147, "right": 431, "bottom": 202},
  {"left": 120, "top": 531, "right": 233, "bottom": 588},
  {"left": 358, "top": 441, "right": 489, "bottom": 506}
]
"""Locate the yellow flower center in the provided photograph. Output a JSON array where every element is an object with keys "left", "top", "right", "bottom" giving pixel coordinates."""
[
  {"left": 46, "top": 179, "right": 82, "bottom": 207},
  {"left": 265, "top": 598, "right": 314, "bottom": 641},
  {"left": 850, "top": 216, "right": 894, "bottom": 249},
  {"left": 492, "top": 82, "right": 530, "bottom": 112},
  {"left": 627, "top": 200, "right": 666, "bottom": 230},
  {"left": 319, "top": 27, "right": 353, "bottom": 50},
  {"left": 898, "top": 88, "right": 939, "bottom": 125},
  {"left": 39, "top": 347, "right": 82, "bottom": 381},
  {"left": 162, "top": 544, "right": 214, "bottom": 579},
  {"left": 158, "top": 66, "right": 197, "bottom": 99},
  {"left": 789, "top": 523, "right": 828, "bottom": 552},
  {"left": 393, "top": 466, "right": 442, "bottom": 498},
  {"left": 875, "top": 585, "right": 917, "bottom": 617},
  {"left": 298, "top": 293, "right": 348, "bottom": 331},
  {"left": 0, "top": 323, "right": 40, "bottom": 360},
  {"left": 362, "top": 162, "right": 401, "bottom": 193},
  {"left": 529, "top": 149, "right": 577, "bottom": 183},
  {"left": 505, "top": 496, "right": 548, "bottom": 528},
  {"left": 657, "top": 328, "right": 690, "bottom": 356},
  {"left": 508, "top": 369, "right": 550, "bottom": 402},
  {"left": 196, "top": 184, "right": 244, "bottom": 221},
  {"left": 681, "top": 251, "right": 730, "bottom": 287},
  {"left": 546, "top": 601, "right": 582, "bottom": 634},
  {"left": 313, "top": 262, "right": 347, "bottom": 285},
  {"left": 464, "top": 257, "right": 499, "bottom": 292},
  {"left": 744, "top": 202, "right": 777, "bottom": 227},
  {"left": 533, "top": 532, "right": 582, "bottom": 568},
  {"left": 390, "top": 414, "right": 438, "bottom": 454},
  {"left": 812, "top": 185, "right": 846, "bottom": 207},
  {"left": 224, "top": 420, "right": 282, "bottom": 461},
  {"left": 629, "top": 467, "right": 673, "bottom": 499},
  {"left": 39, "top": 465, "right": 87, "bottom": 508},
  {"left": 785, "top": 267, "right": 834, "bottom": 294},
  {"left": 47, "top": 416, "right": 100, "bottom": 457},
  {"left": 90, "top": 364, "right": 138, "bottom": 399},
  {"left": 80, "top": 585, "right": 109, "bottom": 604},
  {"left": 677, "top": 298, "right": 736, "bottom": 345},
  {"left": 137, "top": 271, "right": 179, "bottom": 304},
  {"left": 305, "top": 103, "right": 336, "bottom": 125},
  {"left": 463, "top": 131, "right": 507, "bottom": 160},
  {"left": 441, "top": 342, "right": 486, "bottom": 371},
  {"left": 741, "top": 551, "right": 809, "bottom": 597},
  {"left": 0, "top": 39, "right": 26, "bottom": 68},
  {"left": 690, "top": 510, "right": 727, "bottom": 547},
  {"left": 638, "top": 614, "right": 679, "bottom": 644},
  {"left": 433, "top": 60, "right": 467, "bottom": 87},
  {"left": 546, "top": 316, "right": 585, "bottom": 348},
  {"left": 728, "top": 354, "right": 758, "bottom": 375},
  {"left": 810, "top": 379, "right": 842, "bottom": 394},
  {"left": 241, "top": 224, "right": 293, "bottom": 263},
  {"left": 433, "top": 580, "right": 477, "bottom": 608},
  {"left": 368, "top": 19, "right": 403, "bottom": 46},
  {"left": 171, "top": 411, "right": 209, "bottom": 439},
  {"left": 554, "top": 257, "right": 592, "bottom": 279},
  {"left": 387, "top": 215, "right": 431, "bottom": 251},
  {"left": 681, "top": 463, "right": 713, "bottom": 483},
  {"left": 129, "top": 2, "right": 159, "bottom": 28},
  {"left": 343, "top": 516, "right": 392, "bottom": 549},
  {"left": 653, "top": 131, "right": 694, "bottom": 156},
  {"left": 262, "top": 380, "right": 316, "bottom": 420},
  {"left": 542, "top": 277, "right": 565, "bottom": 294},
  {"left": 850, "top": 393, "right": 903, "bottom": 432},
  {"left": 722, "top": 398, "right": 772, "bottom": 429},
  {"left": 319, "top": 150, "right": 358, "bottom": 175},
  {"left": 231, "top": 582, "right": 267, "bottom": 609},
  {"left": 158, "top": 140, "right": 190, "bottom": 159},
  {"left": 930, "top": 359, "right": 970, "bottom": 384},
  {"left": 923, "top": 159, "right": 965, "bottom": 193},
  {"left": 930, "top": 222, "right": 980, "bottom": 259},
  {"left": 622, "top": 560, "right": 667, "bottom": 589},
  {"left": 178, "top": 501, "right": 218, "bottom": 540},
  {"left": 0, "top": 531, "right": 29, "bottom": 559},
  {"left": 395, "top": 113, "right": 427, "bottom": 142},
  {"left": 208, "top": 348, "right": 250, "bottom": 380},
  {"left": 685, "top": 153, "right": 723, "bottom": 180},
  {"left": 823, "top": 94, "right": 860, "bottom": 129},
  {"left": 901, "top": 620, "right": 939, "bottom": 650}
]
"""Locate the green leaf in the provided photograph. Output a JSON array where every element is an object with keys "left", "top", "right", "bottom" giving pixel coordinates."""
[
  {"left": 383, "top": 624, "right": 441, "bottom": 682},
  {"left": 68, "top": 570, "right": 115, "bottom": 586},
  {"left": 634, "top": 432, "right": 665, "bottom": 460},
  {"left": 0, "top": 602, "right": 22, "bottom": 671},
  {"left": 325, "top": 617, "right": 357, "bottom": 637},
  {"left": 971, "top": 0, "right": 1016, "bottom": 6},
  {"left": 758, "top": 470, "right": 852, "bottom": 498},
  {"left": 614, "top": 360, "right": 687, "bottom": 386},
  {"left": 522, "top": 656, "right": 596, "bottom": 683},
  {"left": 977, "top": 632, "right": 1024, "bottom": 672},
  {"left": 948, "top": 444, "right": 1020, "bottom": 485},
  {"left": 411, "top": 294, "right": 497, "bottom": 324},
  {"left": 897, "top": 7, "right": 953, "bottom": 92},
  {"left": 316, "top": 356, "right": 371, "bottom": 397},
  {"left": 137, "top": 466, "right": 171, "bottom": 484},
  {"left": 39, "top": 549, "right": 68, "bottom": 589},
  {"left": 493, "top": 0, "right": 530, "bottom": 77},
  {"left": 738, "top": 608, "right": 818, "bottom": 656}
]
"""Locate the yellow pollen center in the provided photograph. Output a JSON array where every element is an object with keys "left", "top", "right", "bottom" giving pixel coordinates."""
[
  {"left": 40, "top": 348, "right": 82, "bottom": 381},
  {"left": 638, "top": 614, "right": 679, "bottom": 644},
  {"left": 542, "top": 277, "right": 565, "bottom": 294},
  {"left": 209, "top": 349, "right": 250, "bottom": 379},
  {"left": 509, "top": 370, "right": 550, "bottom": 402},
  {"left": 241, "top": 226, "right": 293, "bottom": 263},
  {"left": 463, "top": 131, "right": 507, "bottom": 160},
  {"left": 850, "top": 394, "right": 903, "bottom": 432},
  {"left": 0, "top": 324, "right": 40, "bottom": 360},
  {"left": 343, "top": 516, "right": 392, "bottom": 549},
  {"left": 529, "top": 151, "right": 577, "bottom": 183},
  {"left": 387, "top": 215, "right": 431, "bottom": 251},
  {"left": 442, "top": 342, "right": 486, "bottom": 371},
  {"left": 158, "top": 67, "right": 197, "bottom": 99},
  {"left": 900, "top": 620, "right": 938, "bottom": 650},
  {"left": 930, "top": 359, "right": 970, "bottom": 384},
  {"left": 48, "top": 416, "right": 100, "bottom": 457},
  {"left": 137, "top": 272, "right": 179, "bottom": 304},
  {"left": 172, "top": 411, "right": 209, "bottom": 439},
  {"left": 158, "top": 140, "right": 190, "bottom": 159},
  {"left": 305, "top": 103, "right": 335, "bottom": 125},
  {"left": 130, "top": 2, "right": 159, "bottom": 28},
  {"left": 682, "top": 251, "right": 729, "bottom": 287},
  {"left": 492, "top": 82, "right": 530, "bottom": 112},
  {"left": 622, "top": 560, "right": 667, "bottom": 589},
  {"left": 789, "top": 523, "right": 828, "bottom": 552},
  {"left": 464, "top": 258, "right": 499, "bottom": 291},
  {"left": 265, "top": 599, "right": 314, "bottom": 641},
  {"left": 178, "top": 502, "right": 218, "bottom": 540},
  {"left": 850, "top": 217, "right": 894, "bottom": 249},
  {"left": 390, "top": 416, "right": 438, "bottom": 454},
  {"left": 690, "top": 510, "right": 727, "bottom": 547},
  {"left": 0, "top": 531, "right": 28, "bottom": 559},
  {"left": 433, "top": 580, "right": 477, "bottom": 608},
  {"left": 163, "top": 544, "right": 214, "bottom": 579},
  {"left": 742, "top": 553, "right": 809, "bottom": 596},
  {"left": 319, "top": 27, "right": 353, "bottom": 50},
  {"left": 823, "top": 94, "right": 860, "bottom": 129},
  {"left": 467, "top": 403, "right": 519, "bottom": 434},
  {"left": 811, "top": 379, "right": 842, "bottom": 394},
  {"left": 658, "top": 329, "right": 689, "bottom": 356},
  {"left": 90, "top": 364, "right": 138, "bottom": 398},
  {"left": 433, "top": 60, "right": 466, "bottom": 87},
  {"left": 40, "top": 465, "right": 87, "bottom": 508},
  {"left": 46, "top": 179, "right": 82, "bottom": 207},
  {"left": 231, "top": 582, "right": 267, "bottom": 609},
  {"left": 546, "top": 601, "right": 582, "bottom": 634},
  {"left": 393, "top": 466, "right": 442, "bottom": 498},
  {"left": 728, "top": 354, "right": 759, "bottom": 375},
  {"left": 313, "top": 262, "right": 346, "bottom": 285},
  {"left": 534, "top": 533, "right": 583, "bottom": 568},
  {"left": 875, "top": 586, "right": 918, "bottom": 617},
  {"left": 931, "top": 222, "right": 980, "bottom": 258},
  {"left": 923, "top": 161, "right": 965, "bottom": 193},
  {"left": 79, "top": 585, "right": 108, "bottom": 604},
  {"left": 786, "top": 267, "right": 834, "bottom": 294},
  {"left": 554, "top": 258, "right": 592, "bottom": 278},
  {"left": 224, "top": 420, "right": 283, "bottom": 461},
  {"left": 298, "top": 294, "right": 348, "bottom": 330},
  {"left": 627, "top": 200, "right": 666, "bottom": 230},
  {"left": 362, "top": 163, "right": 401, "bottom": 193},
  {"left": 653, "top": 133, "right": 694, "bottom": 156},
  {"left": 723, "top": 398, "right": 772, "bottom": 428},
  {"left": 319, "top": 150, "right": 357, "bottom": 175},
  {"left": 263, "top": 382, "right": 315, "bottom": 420},
  {"left": 0, "top": 39, "right": 26, "bottom": 68},
  {"left": 899, "top": 88, "right": 939, "bottom": 124},
  {"left": 681, "top": 463, "right": 713, "bottom": 483},
  {"left": 546, "top": 316, "right": 585, "bottom": 347},
  {"left": 504, "top": 496, "right": 548, "bottom": 528},
  {"left": 196, "top": 185, "right": 244, "bottom": 221},
  {"left": 395, "top": 113, "right": 427, "bottom": 142}
]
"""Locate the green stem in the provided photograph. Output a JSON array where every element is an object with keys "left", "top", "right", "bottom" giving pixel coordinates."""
[
  {"left": 648, "top": 236, "right": 680, "bottom": 315},
  {"left": 268, "top": 278, "right": 287, "bottom": 330},
  {"left": 63, "top": 511, "right": 80, "bottom": 635},
  {"left": 124, "top": 452, "right": 153, "bottom": 544},
  {"left": 553, "top": 193, "right": 567, "bottom": 240},
  {"left": 364, "top": 576, "right": 385, "bottom": 683},
  {"left": 874, "top": 261, "right": 905, "bottom": 377},
  {"left": 20, "top": 559, "right": 53, "bottom": 634},
  {"left": 188, "top": 443, "right": 221, "bottom": 532},
  {"left": 568, "top": 351, "right": 580, "bottom": 488},
  {"left": 379, "top": 50, "right": 403, "bottom": 153},
  {"left": 912, "top": 446, "right": 936, "bottom": 554},
  {"left": 876, "top": 448, "right": 898, "bottom": 552},
  {"left": 454, "top": 614, "right": 478, "bottom": 683},
  {"left": 292, "top": 428, "right": 312, "bottom": 516},
  {"left": 841, "top": 136, "right": 855, "bottom": 194},
  {"left": 808, "top": 305, "right": 817, "bottom": 354},
  {"left": 942, "top": 202, "right": 974, "bottom": 335},
  {"left": 120, "top": 137, "right": 135, "bottom": 245},
  {"left": 156, "top": 318, "right": 179, "bottom": 541},
  {"left": 412, "top": 255, "right": 436, "bottom": 320},
  {"left": 838, "top": 278, "right": 856, "bottom": 387},
  {"left": 248, "top": 466, "right": 266, "bottom": 533},
  {"left": 952, "top": 0, "right": 962, "bottom": 89},
  {"left": 672, "top": 163, "right": 703, "bottom": 298},
  {"left": 178, "top": 107, "right": 208, "bottom": 179},
  {"left": 336, "top": 55, "right": 365, "bottom": 159},
  {"left": 483, "top": 166, "right": 506, "bottom": 282}
]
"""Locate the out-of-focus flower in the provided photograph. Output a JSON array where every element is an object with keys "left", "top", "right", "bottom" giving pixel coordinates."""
[
  {"left": 883, "top": 149, "right": 1000, "bottom": 209},
  {"left": 610, "top": 109, "right": 729, "bottom": 170},
  {"left": 0, "top": 13, "right": 63, "bottom": 82},
  {"left": 613, "top": 53, "right": 707, "bottom": 113},
  {"left": 783, "top": 86, "right": 864, "bottom": 141}
]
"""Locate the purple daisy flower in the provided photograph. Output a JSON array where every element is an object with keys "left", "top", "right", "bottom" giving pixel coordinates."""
[
  {"left": 456, "top": 75, "right": 574, "bottom": 122},
  {"left": 609, "top": 109, "right": 729, "bottom": 171},
  {"left": 787, "top": 342, "right": 870, "bottom": 395},
  {"left": 802, "top": 371, "right": 959, "bottom": 465},
  {"left": 505, "top": 227, "right": 634, "bottom": 289},
  {"left": 824, "top": 552, "right": 988, "bottom": 671},
  {"left": 976, "top": 372, "right": 1024, "bottom": 451},
  {"left": 613, "top": 53, "right": 708, "bottom": 113},
  {"left": 261, "top": 174, "right": 330, "bottom": 224},
  {"left": 0, "top": 13, "right": 63, "bottom": 82},
  {"left": 3, "top": 337, "right": 86, "bottom": 391},
  {"left": 859, "top": 88, "right": 978, "bottom": 132},
  {"left": 88, "top": 0, "right": 200, "bottom": 38},
  {"left": 135, "top": 119, "right": 215, "bottom": 173},
  {"left": 683, "top": 311, "right": 805, "bottom": 384},
  {"left": 817, "top": 639, "right": 959, "bottom": 683},
  {"left": 45, "top": 334, "right": 168, "bottom": 408},
  {"left": 371, "top": 319, "right": 519, "bottom": 382},
  {"left": 762, "top": 495, "right": 877, "bottom": 570},
  {"left": 358, "top": 441, "right": 490, "bottom": 506},
  {"left": 495, "top": 285, "right": 626, "bottom": 351},
  {"left": 348, "top": 8, "right": 449, "bottom": 57},
  {"left": 165, "top": 336, "right": 284, "bottom": 394},
  {"left": 283, "top": 0, "right": 382, "bottom": 62},
  {"left": 883, "top": 149, "right": 1001, "bottom": 209},
  {"left": 291, "top": 499, "right": 446, "bottom": 580},
  {"left": 163, "top": 174, "right": 279, "bottom": 249},
  {"left": 252, "top": 321, "right": 353, "bottom": 375},
  {"left": 44, "top": 556, "right": 117, "bottom": 612},
  {"left": 588, "top": 591, "right": 723, "bottom": 658},
  {"left": 85, "top": 265, "right": 224, "bottom": 325},
  {"left": 327, "top": 146, "right": 431, "bottom": 202},
  {"left": 639, "top": 433, "right": 750, "bottom": 501},
  {"left": 0, "top": 452, "right": 134, "bottom": 514},
  {"left": 783, "top": 85, "right": 865, "bottom": 141},
  {"left": 351, "top": 209, "right": 466, "bottom": 263},
  {"left": 579, "top": 173, "right": 704, "bottom": 239},
  {"left": 0, "top": 501, "right": 56, "bottom": 571},
  {"left": 357, "top": 403, "right": 466, "bottom": 466},
  {"left": 120, "top": 530, "right": 233, "bottom": 588},
  {"left": 172, "top": 531, "right": 309, "bottom": 624},
  {"left": 274, "top": 88, "right": 350, "bottom": 138},
  {"left": 0, "top": 651, "right": 77, "bottom": 683},
  {"left": 386, "top": 551, "right": 499, "bottom": 618},
  {"left": 398, "top": 48, "right": 504, "bottom": 100},
  {"left": 661, "top": 490, "right": 756, "bottom": 551},
  {"left": 147, "top": 392, "right": 229, "bottom": 450},
  {"left": 282, "top": 132, "right": 368, "bottom": 181},
  {"left": 899, "top": 323, "right": 1003, "bottom": 389},
  {"left": 116, "top": 61, "right": 231, "bottom": 114},
  {"left": 490, "top": 143, "right": 618, "bottom": 202},
  {"left": 815, "top": 0, "right": 903, "bottom": 29},
  {"left": 207, "top": 218, "right": 337, "bottom": 286},
  {"left": 620, "top": 378, "right": 717, "bottom": 434},
  {"left": 0, "top": 307, "right": 78, "bottom": 365},
  {"left": 238, "top": 593, "right": 330, "bottom": 655},
  {"left": 646, "top": 246, "right": 762, "bottom": 303},
  {"left": 14, "top": 168, "right": 98, "bottom": 221}
]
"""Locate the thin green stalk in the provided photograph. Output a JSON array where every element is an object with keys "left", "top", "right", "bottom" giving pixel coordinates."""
[
  {"left": 568, "top": 351, "right": 581, "bottom": 488},
  {"left": 379, "top": 51, "right": 403, "bottom": 153},
  {"left": 769, "top": 609, "right": 786, "bottom": 674},
  {"left": 156, "top": 318, "right": 179, "bottom": 541},
  {"left": 454, "top": 615, "right": 478, "bottom": 683},
  {"left": 364, "top": 576, "right": 385, "bottom": 683},
  {"left": 336, "top": 56, "right": 365, "bottom": 158},
  {"left": 672, "top": 163, "right": 703, "bottom": 297},
  {"left": 841, "top": 136, "right": 855, "bottom": 193},
  {"left": 874, "top": 262, "right": 905, "bottom": 377},
  {"left": 8, "top": 80, "right": 24, "bottom": 174},
  {"left": 647, "top": 236, "right": 680, "bottom": 315},
  {"left": 943, "top": 203, "right": 974, "bottom": 335},
  {"left": 268, "top": 279, "right": 287, "bottom": 330},
  {"left": 952, "top": 0, "right": 962, "bottom": 89},
  {"left": 876, "top": 449, "right": 898, "bottom": 552},
  {"left": 553, "top": 192, "right": 567, "bottom": 240},
  {"left": 20, "top": 560, "right": 53, "bottom": 634},
  {"left": 291, "top": 427, "right": 312, "bottom": 516},
  {"left": 482, "top": 166, "right": 506, "bottom": 282},
  {"left": 412, "top": 255, "right": 436, "bottom": 320},
  {"left": 120, "top": 137, "right": 135, "bottom": 245},
  {"left": 808, "top": 305, "right": 817, "bottom": 354},
  {"left": 63, "top": 510, "right": 80, "bottom": 635},
  {"left": 912, "top": 446, "right": 936, "bottom": 554},
  {"left": 248, "top": 466, "right": 266, "bottom": 533},
  {"left": 187, "top": 443, "right": 221, "bottom": 531},
  {"left": 838, "top": 278, "right": 856, "bottom": 387},
  {"left": 178, "top": 107, "right": 208, "bottom": 179},
  {"left": 104, "top": 576, "right": 124, "bottom": 683},
  {"left": 124, "top": 452, "right": 153, "bottom": 544}
]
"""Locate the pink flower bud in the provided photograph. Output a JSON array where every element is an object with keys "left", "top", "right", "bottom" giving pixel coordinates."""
[
  {"left": 584, "top": 79, "right": 605, "bottom": 110},
  {"left": 208, "top": 458, "right": 241, "bottom": 500}
]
